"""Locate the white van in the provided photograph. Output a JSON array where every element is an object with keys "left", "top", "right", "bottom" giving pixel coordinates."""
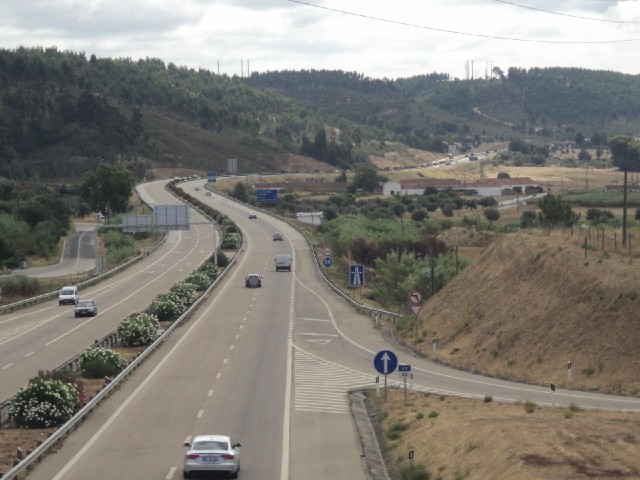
[
  {"left": 58, "top": 286, "right": 79, "bottom": 305},
  {"left": 274, "top": 254, "right": 292, "bottom": 272}
]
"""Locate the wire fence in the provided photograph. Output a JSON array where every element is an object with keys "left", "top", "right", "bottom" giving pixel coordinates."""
[{"left": 550, "top": 224, "right": 640, "bottom": 260}]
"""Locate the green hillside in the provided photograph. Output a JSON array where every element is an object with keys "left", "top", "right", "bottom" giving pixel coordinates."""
[{"left": 2, "top": 47, "right": 640, "bottom": 181}]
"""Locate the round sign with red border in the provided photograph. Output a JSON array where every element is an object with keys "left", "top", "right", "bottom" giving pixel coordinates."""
[{"left": 408, "top": 291, "right": 423, "bottom": 305}]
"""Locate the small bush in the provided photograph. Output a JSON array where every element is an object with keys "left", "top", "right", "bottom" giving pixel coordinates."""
[
  {"left": 415, "top": 412, "right": 425, "bottom": 420},
  {"left": 168, "top": 281, "right": 199, "bottom": 307},
  {"left": 199, "top": 259, "right": 221, "bottom": 280},
  {"left": 147, "top": 297, "right": 181, "bottom": 322},
  {"left": 483, "top": 395, "right": 493, "bottom": 403},
  {"left": 399, "top": 461, "right": 431, "bottom": 480},
  {"left": 524, "top": 401, "right": 537, "bottom": 413},
  {"left": 117, "top": 312, "right": 160, "bottom": 346},
  {"left": 386, "top": 420, "right": 409, "bottom": 439},
  {"left": 184, "top": 271, "right": 211, "bottom": 291},
  {"left": 221, "top": 232, "right": 241, "bottom": 249},
  {"left": 9, "top": 376, "right": 79, "bottom": 428},
  {"left": 428, "top": 410, "right": 439, "bottom": 419},
  {"left": 79, "top": 347, "right": 127, "bottom": 378},
  {"left": 568, "top": 402, "right": 583, "bottom": 412},
  {"left": 0, "top": 274, "right": 41, "bottom": 297}
]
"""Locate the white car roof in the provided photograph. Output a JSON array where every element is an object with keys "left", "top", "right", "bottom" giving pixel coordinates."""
[{"left": 192, "top": 434, "right": 230, "bottom": 442}]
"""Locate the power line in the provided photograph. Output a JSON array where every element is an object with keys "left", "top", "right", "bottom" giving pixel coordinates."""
[
  {"left": 494, "top": 0, "right": 640, "bottom": 25},
  {"left": 287, "top": 0, "right": 640, "bottom": 44}
]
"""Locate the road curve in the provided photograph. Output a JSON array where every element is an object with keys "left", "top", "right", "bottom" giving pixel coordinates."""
[{"left": 21, "top": 179, "right": 640, "bottom": 480}]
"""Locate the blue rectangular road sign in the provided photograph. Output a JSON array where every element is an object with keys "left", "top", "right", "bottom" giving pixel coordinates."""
[
  {"left": 256, "top": 188, "right": 278, "bottom": 203},
  {"left": 349, "top": 264, "right": 365, "bottom": 287}
]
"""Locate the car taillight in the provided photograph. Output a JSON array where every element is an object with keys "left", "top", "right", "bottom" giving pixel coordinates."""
[
  {"left": 221, "top": 454, "right": 235, "bottom": 460},
  {"left": 186, "top": 454, "right": 200, "bottom": 460}
]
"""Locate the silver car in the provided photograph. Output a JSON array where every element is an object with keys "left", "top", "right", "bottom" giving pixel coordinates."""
[
  {"left": 183, "top": 434, "right": 241, "bottom": 479},
  {"left": 74, "top": 299, "right": 97, "bottom": 317}
]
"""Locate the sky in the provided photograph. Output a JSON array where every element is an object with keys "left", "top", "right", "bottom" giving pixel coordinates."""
[{"left": 1, "top": 0, "right": 639, "bottom": 80}]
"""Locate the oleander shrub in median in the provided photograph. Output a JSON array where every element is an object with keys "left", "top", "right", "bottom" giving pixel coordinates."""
[
  {"left": 184, "top": 271, "right": 211, "bottom": 291},
  {"left": 221, "top": 232, "right": 240, "bottom": 249},
  {"left": 9, "top": 376, "right": 79, "bottom": 428},
  {"left": 147, "top": 297, "right": 181, "bottom": 322},
  {"left": 198, "top": 259, "right": 221, "bottom": 280},
  {"left": 168, "top": 281, "right": 199, "bottom": 307},
  {"left": 117, "top": 312, "right": 160, "bottom": 346},
  {"left": 79, "top": 347, "right": 128, "bottom": 378}
]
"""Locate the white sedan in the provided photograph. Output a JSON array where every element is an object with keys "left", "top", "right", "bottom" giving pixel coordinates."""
[{"left": 183, "top": 434, "right": 241, "bottom": 478}]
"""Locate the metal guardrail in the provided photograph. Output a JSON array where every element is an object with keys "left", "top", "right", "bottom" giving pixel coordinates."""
[
  {"left": 0, "top": 182, "right": 396, "bottom": 478},
  {"left": 0, "top": 219, "right": 241, "bottom": 480}
]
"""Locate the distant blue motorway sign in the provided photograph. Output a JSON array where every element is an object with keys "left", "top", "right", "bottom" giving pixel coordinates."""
[{"left": 256, "top": 189, "right": 278, "bottom": 203}]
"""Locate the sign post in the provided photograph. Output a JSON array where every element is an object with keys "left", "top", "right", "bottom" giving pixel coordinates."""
[
  {"left": 322, "top": 247, "right": 332, "bottom": 268},
  {"left": 408, "top": 291, "right": 423, "bottom": 338},
  {"left": 350, "top": 264, "right": 365, "bottom": 287},
  {"left": 398, "top": 364, "right": 412, "bottom": 400},
  {"left": 373, "top": 350, "right": 398, "bottom": 402},
  {"left": 550, "top": 381, "right": 556, "bottom": 408},
  {"left": 567, "top": 360, "right": 572, "bottom": 384}
]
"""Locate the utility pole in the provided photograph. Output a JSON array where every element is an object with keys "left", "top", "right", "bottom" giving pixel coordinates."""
[{"left": 623, "top": 144, "right": 629, "bottom": 246}]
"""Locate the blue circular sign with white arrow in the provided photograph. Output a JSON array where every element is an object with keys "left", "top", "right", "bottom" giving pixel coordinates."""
[{"left": 373, "top": 350, "right": 398, "bottom": 375}]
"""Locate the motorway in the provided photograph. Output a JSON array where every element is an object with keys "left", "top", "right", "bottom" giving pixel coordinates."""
[
  {"left": 12, "top": 223, "right": 98, "bottom": 278},
  {"left": 0, "top": 180, "right": 214, "bottom": 401},
  {"left": 8, "top": 178, "right": 640, "bottom": 480}
]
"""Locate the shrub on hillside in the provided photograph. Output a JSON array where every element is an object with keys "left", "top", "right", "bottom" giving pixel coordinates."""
[
  {"left": 117, "top": 312, "right": 159, "bottom": 346},
  {"left": 0, "top": 274, "right": 40, "bottom": 297},
  {"left": 9, "top": 376, "right": 79, "bottom": 428},
  {"left": 399, "top": 462, "right": 431, "bottom": 480},
  {"left": 79, "top": 347, "right": 127, "bottom": 378}
]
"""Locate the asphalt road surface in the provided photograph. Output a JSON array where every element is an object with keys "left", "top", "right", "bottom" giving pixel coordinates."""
[
  {"left": 0, "top": 180, "right": 214, "bottom": 402},
  {"left": 13, "top": 224, "right": 97, "bottom": 279},
  {"left": 17, "top": 179, "right": 640, "bottom": 480}
]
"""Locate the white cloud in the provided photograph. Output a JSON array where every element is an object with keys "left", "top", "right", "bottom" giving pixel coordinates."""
[{"left": 0, "top": 0, "right": 638, "bottom": 79}]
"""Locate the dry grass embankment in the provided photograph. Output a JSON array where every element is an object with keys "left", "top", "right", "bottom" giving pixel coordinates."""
[{"left": 373, "top": 388, "right": 640, "bottom": 480}]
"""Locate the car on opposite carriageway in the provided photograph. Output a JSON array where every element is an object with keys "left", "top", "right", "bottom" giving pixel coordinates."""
[{"left": 74, "top": 299, "right": 98, "bottom": 317}]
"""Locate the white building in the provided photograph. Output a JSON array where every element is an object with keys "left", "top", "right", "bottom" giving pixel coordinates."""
[{"left": 382, "top": 177, "right": 541, "bottom": 197}]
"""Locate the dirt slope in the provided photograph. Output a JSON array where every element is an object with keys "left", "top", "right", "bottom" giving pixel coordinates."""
[{"left": 411, "top": 232, "right": 640, "bottom": 396}]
